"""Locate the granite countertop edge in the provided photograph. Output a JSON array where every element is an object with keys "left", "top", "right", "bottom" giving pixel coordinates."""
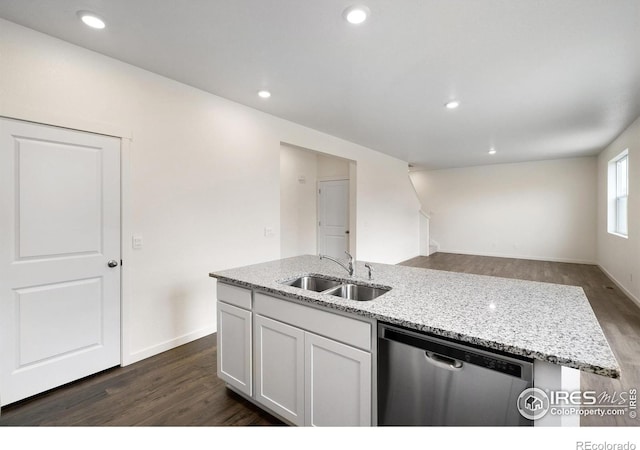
[{"left": 209, "top": 257, "right": 621, "bottom": 379}]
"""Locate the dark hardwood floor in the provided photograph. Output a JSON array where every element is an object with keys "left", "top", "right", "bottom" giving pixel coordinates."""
[
  {"left": 1, "top": 252, "right": 638, "bottom": 426},
  {"left": 402, "top": 253, "right": 640, "bottom": 426},
  {"left": 0, "top": 333, "right": 282, "bottom": 426}
]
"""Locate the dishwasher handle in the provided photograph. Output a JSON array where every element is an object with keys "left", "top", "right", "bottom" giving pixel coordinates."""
[
  {"left": 382, "top": 327, "right": 463, "bottom": 370},
  {"left": 425, "top": 351, "right": 464, "bottom": 371}
]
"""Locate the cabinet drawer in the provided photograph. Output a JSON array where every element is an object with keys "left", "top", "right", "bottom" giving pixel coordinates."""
[
  {"left": 254, "top": 292, "right": 371, "bottom": 351},
  {"left": 217, "top": 282, "right": 252, "bottom": 309}
]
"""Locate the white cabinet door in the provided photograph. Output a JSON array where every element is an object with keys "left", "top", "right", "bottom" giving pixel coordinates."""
[
  {"left": 217, "top": 301, "right": 252, "bottom": 396},
  {"left": 254, "top": 314, "right": 305, "bottom": 425},
  {"left": 305, "top": 332, "right": 372, "bottom": 426},
  {"left": 0, "top": 118, "right": 121, "bottom": 406}
]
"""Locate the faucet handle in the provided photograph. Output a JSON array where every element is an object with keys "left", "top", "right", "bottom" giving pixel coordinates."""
[
  {"left": 344, "top": 250, "right": 353, "bottom": 261},
  {"left": 364, "top": 263, "right": 373, "bottom": 280}
]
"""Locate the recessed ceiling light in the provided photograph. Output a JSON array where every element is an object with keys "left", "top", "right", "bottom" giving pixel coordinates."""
[
  {"left": 343, "top": 5, "right": 370, "bottom": 24},
  {"left": 445, "top": 100, "right": 460, "bottom": 109},
  {"left": 488, "top": 148, "right": 497, "bottom": 155},
  {"left": 258, "top": 90, "right": 271, "bottom": 99},
  {"left": 77, "top": 11, "right": 106, "bottom": 29}
]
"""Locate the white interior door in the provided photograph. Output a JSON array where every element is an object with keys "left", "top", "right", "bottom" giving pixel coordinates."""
[
  {"left": 0, "top": 118, "right": 121, "bottom": 406},
  {"left": 317, "top": 180, "right": 349, "bottom": 259}
]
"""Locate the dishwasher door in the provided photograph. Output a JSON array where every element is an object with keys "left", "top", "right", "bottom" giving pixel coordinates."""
[{"left": 378, "top": 324, "right": 533, "bottom": 426}]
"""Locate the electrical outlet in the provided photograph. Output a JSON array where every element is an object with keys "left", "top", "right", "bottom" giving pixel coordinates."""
[
  {"left": 264, "top": 227, "right": 274, "bottom": 237},
  {"left": 132, "top": 235, "right": 143, "bottom": 249}
]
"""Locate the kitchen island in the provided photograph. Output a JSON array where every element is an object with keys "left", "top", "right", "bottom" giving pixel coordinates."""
[{"left": 209, "top": 255, "right": 620, "bottom": 426}]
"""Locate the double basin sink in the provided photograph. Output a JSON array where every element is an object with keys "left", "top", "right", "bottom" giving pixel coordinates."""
[{"left": 283, "top": 274, "right": 391, "bottom": 301}]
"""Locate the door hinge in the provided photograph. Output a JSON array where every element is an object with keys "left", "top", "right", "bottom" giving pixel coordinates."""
[
  {"left": 318, "top": 221, "right": 321, "bottom": 226},
  {"left": 318, "top": 189, "right": 321, "bottom": 194},
  {"left": 120, "top": 259, "right": 123, "bottom": 266}
]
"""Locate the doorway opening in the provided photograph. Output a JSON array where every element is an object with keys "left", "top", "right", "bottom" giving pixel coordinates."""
[{"left": 279, "top": 143, "right": 356, "bottom": 260}]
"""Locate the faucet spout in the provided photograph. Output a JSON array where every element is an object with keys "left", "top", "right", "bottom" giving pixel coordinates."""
[{"left": 319, "top": 251, "right": 354, "bottom": 276}]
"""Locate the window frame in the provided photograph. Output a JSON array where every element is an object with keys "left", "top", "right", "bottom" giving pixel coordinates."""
[{"left": 607, "top": 149, "right": 629, "bottom": 238}]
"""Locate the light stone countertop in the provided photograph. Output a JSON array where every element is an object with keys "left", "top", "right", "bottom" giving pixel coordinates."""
[{"left": 209, "top": 255, "right": 620, "bottom": 378}]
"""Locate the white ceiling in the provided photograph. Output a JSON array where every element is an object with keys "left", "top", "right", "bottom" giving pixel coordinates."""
[{"left": 1, "top": 0, "right": 639, "bottom": 169}]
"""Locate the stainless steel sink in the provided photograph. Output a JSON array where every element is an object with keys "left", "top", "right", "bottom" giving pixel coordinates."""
[
  {"left": 283, "top": 275, "right": 391, "bottom": 301},
  {"left": 325, "top": 283, "right": 391, "bottom": 301},
  {"left": 284, "top": 275, "right": 342, "bottom": 292}
]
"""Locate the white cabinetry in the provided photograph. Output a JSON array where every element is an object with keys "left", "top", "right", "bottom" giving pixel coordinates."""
[
  {"left": 215, "top": 284, "right": 373, "bottom": 426},
  {"left": 216, "top": 283, "right": 252, "bottom": 396},
  {"left": 253, "top": 292, "right": 372, "bottom": 426},
  {"left": 305, "top": 332, "right": 371, "bottom": 426},
  {"left": 254, "top": 315, "right": 305, "bottom": 425}
]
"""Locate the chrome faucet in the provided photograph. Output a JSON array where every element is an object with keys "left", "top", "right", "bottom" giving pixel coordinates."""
[{"left": 319, "top": 251, "right": 354, "bottom": 276}]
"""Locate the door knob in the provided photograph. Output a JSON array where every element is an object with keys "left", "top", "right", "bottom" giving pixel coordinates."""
[{"left": 107, "top": 260, "right": 119, "bottom": 268}]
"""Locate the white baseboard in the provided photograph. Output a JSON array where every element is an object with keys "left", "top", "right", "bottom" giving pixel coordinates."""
[
  {"left": 437, "top": 248, "right": 596, "bottom": 265},
  {"left": 598, "top": 264, "right": 640, "bottom": 310},
  {"left": 123, "top": 325, "right": 216, "bottom": 366}
]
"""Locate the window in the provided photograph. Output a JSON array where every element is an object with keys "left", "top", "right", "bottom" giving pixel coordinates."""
[{"left": 608, "top": 149, "right": 629, "bottom": 237}]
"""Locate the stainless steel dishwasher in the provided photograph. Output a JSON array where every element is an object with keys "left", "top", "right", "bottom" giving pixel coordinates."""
[{"left": 378, "top": 323, "right": 533, "bottom": 426}]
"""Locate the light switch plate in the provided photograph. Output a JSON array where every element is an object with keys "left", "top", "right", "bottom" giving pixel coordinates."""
[{"left": 132, "top": 235, "right": 143, "bottom": 249}]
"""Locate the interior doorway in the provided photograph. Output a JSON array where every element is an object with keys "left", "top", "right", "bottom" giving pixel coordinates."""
[
  {"left": 317, "top": 179, "right": 349, "bottom": 259},
  {"left": 0, "top": 118, "right": 122, "bottom": 407},
  {"left": 279, "top": 143, "right": 356, "bottom": 260}
]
